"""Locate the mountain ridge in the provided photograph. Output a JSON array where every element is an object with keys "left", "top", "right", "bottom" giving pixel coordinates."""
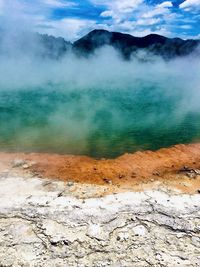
[{"left": 73, "top": 29, "right": 200, "bottom": 59}]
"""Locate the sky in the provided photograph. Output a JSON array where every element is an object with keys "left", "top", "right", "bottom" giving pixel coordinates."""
[{"left": 0, "top": 0, "right": 200, "bottom": 41}]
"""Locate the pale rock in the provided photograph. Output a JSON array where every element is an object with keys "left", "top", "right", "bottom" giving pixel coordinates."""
[{"left": 0, "top": 174, "right": 199, "bottom": 266}]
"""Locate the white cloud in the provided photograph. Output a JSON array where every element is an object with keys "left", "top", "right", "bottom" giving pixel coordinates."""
[
  {"left": 111, "top": 0, "right": 144, "bottom": 13},
  {"left": 137, "top": 18, "right": 161, "bottom": 26},
  {"left": 37, "top": 18, "right": 97, "bottom": 40},
  {"left": 0, "top": 0, "right": 198, "bottom": 40},
  {"left": 98, "top": 0, "right": 172, "bottom": 22},
  {"left": 97, "top": 0, "right": 175, "bottom": 38},
  {"left": 179, "top": 24, "right": 192, "bottom": 29},
  {"left": 100, "top": 10, "right": 114, "bottom": 18},
  {"left": 180, "top": 0, "right": 200, "bottom": 9},
  {"left": 142, "top": 2, "right": 172, "bottom": 18},
  {"left": 43, "top": 0, "right": 76, "bottom": 8},
  {"left": 97, "top": 0, "right": 144, "bottom": 23},
  {"left": 92, "top": 0, "right": 143, "bottom": 11},
  {"left": 0, "top": 0, "right": 92, "bottom": 40},
  {"left": 157, "top": 1, "right": 173, "bottom": 8}
]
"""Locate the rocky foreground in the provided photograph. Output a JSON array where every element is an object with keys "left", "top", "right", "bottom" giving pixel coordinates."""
[
  {"left": 0, "top": 173, "right": 200, "bottom": 267},
  {"left": 0, "top": 145, "right": 200, "bottom": 266}
]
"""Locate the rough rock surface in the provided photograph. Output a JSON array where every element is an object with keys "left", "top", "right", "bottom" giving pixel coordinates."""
[{"left": 0, "top": 174, "right": 200, "bottom": 267}]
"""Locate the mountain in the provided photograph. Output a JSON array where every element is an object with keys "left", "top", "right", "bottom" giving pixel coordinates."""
[
  {"left": 0, "top": 29, "right": 199, "bottom": 60},
  {"left": 73, "top": 29, "right": 200, "bottom": 59}
]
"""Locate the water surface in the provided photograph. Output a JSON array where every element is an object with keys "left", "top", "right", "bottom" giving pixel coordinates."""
[{"left": 0, "top": 82, "right": 200, "bottom": 158}]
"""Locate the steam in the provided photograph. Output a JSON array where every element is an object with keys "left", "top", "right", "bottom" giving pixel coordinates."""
[{"left": 0, "top": 29, "right": 200, "bottom": 157}]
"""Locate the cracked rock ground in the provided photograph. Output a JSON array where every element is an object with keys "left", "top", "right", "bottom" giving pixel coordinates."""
[{"left": 0, "top": 174, "right": 200, "bottom": 267}]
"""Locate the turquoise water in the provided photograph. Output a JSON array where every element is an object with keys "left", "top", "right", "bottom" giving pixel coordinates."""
[{"left": 0, "top": 82, "right": 200, "bottom": 158}]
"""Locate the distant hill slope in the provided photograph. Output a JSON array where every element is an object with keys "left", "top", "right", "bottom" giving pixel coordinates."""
[
  {"left": 0, "top": 30, "right": 72, "bottom": 59},
  {"left": 36, "top": 33, "right": 72, "bottom": 59},
  {"left": 73, "top": 29, "right": 200, "bottom": 59}
]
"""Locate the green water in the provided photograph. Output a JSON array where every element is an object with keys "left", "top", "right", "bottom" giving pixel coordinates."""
[{"left": 0, "top": 83, "right": 200, "bottom": 158}]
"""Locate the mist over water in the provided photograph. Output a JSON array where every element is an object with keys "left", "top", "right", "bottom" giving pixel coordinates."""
[{"left": 0, "top": 39, "right": 200, "bottom": 158}]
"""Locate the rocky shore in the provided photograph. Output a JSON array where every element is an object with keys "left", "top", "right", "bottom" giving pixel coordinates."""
[{"left": 0, "top": 144, "right": 200, "bottom": 266}]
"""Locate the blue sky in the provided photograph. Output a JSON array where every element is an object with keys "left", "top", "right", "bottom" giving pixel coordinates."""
[{"left": 0, "top": 0, "right": 200, "bottom": 40}]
